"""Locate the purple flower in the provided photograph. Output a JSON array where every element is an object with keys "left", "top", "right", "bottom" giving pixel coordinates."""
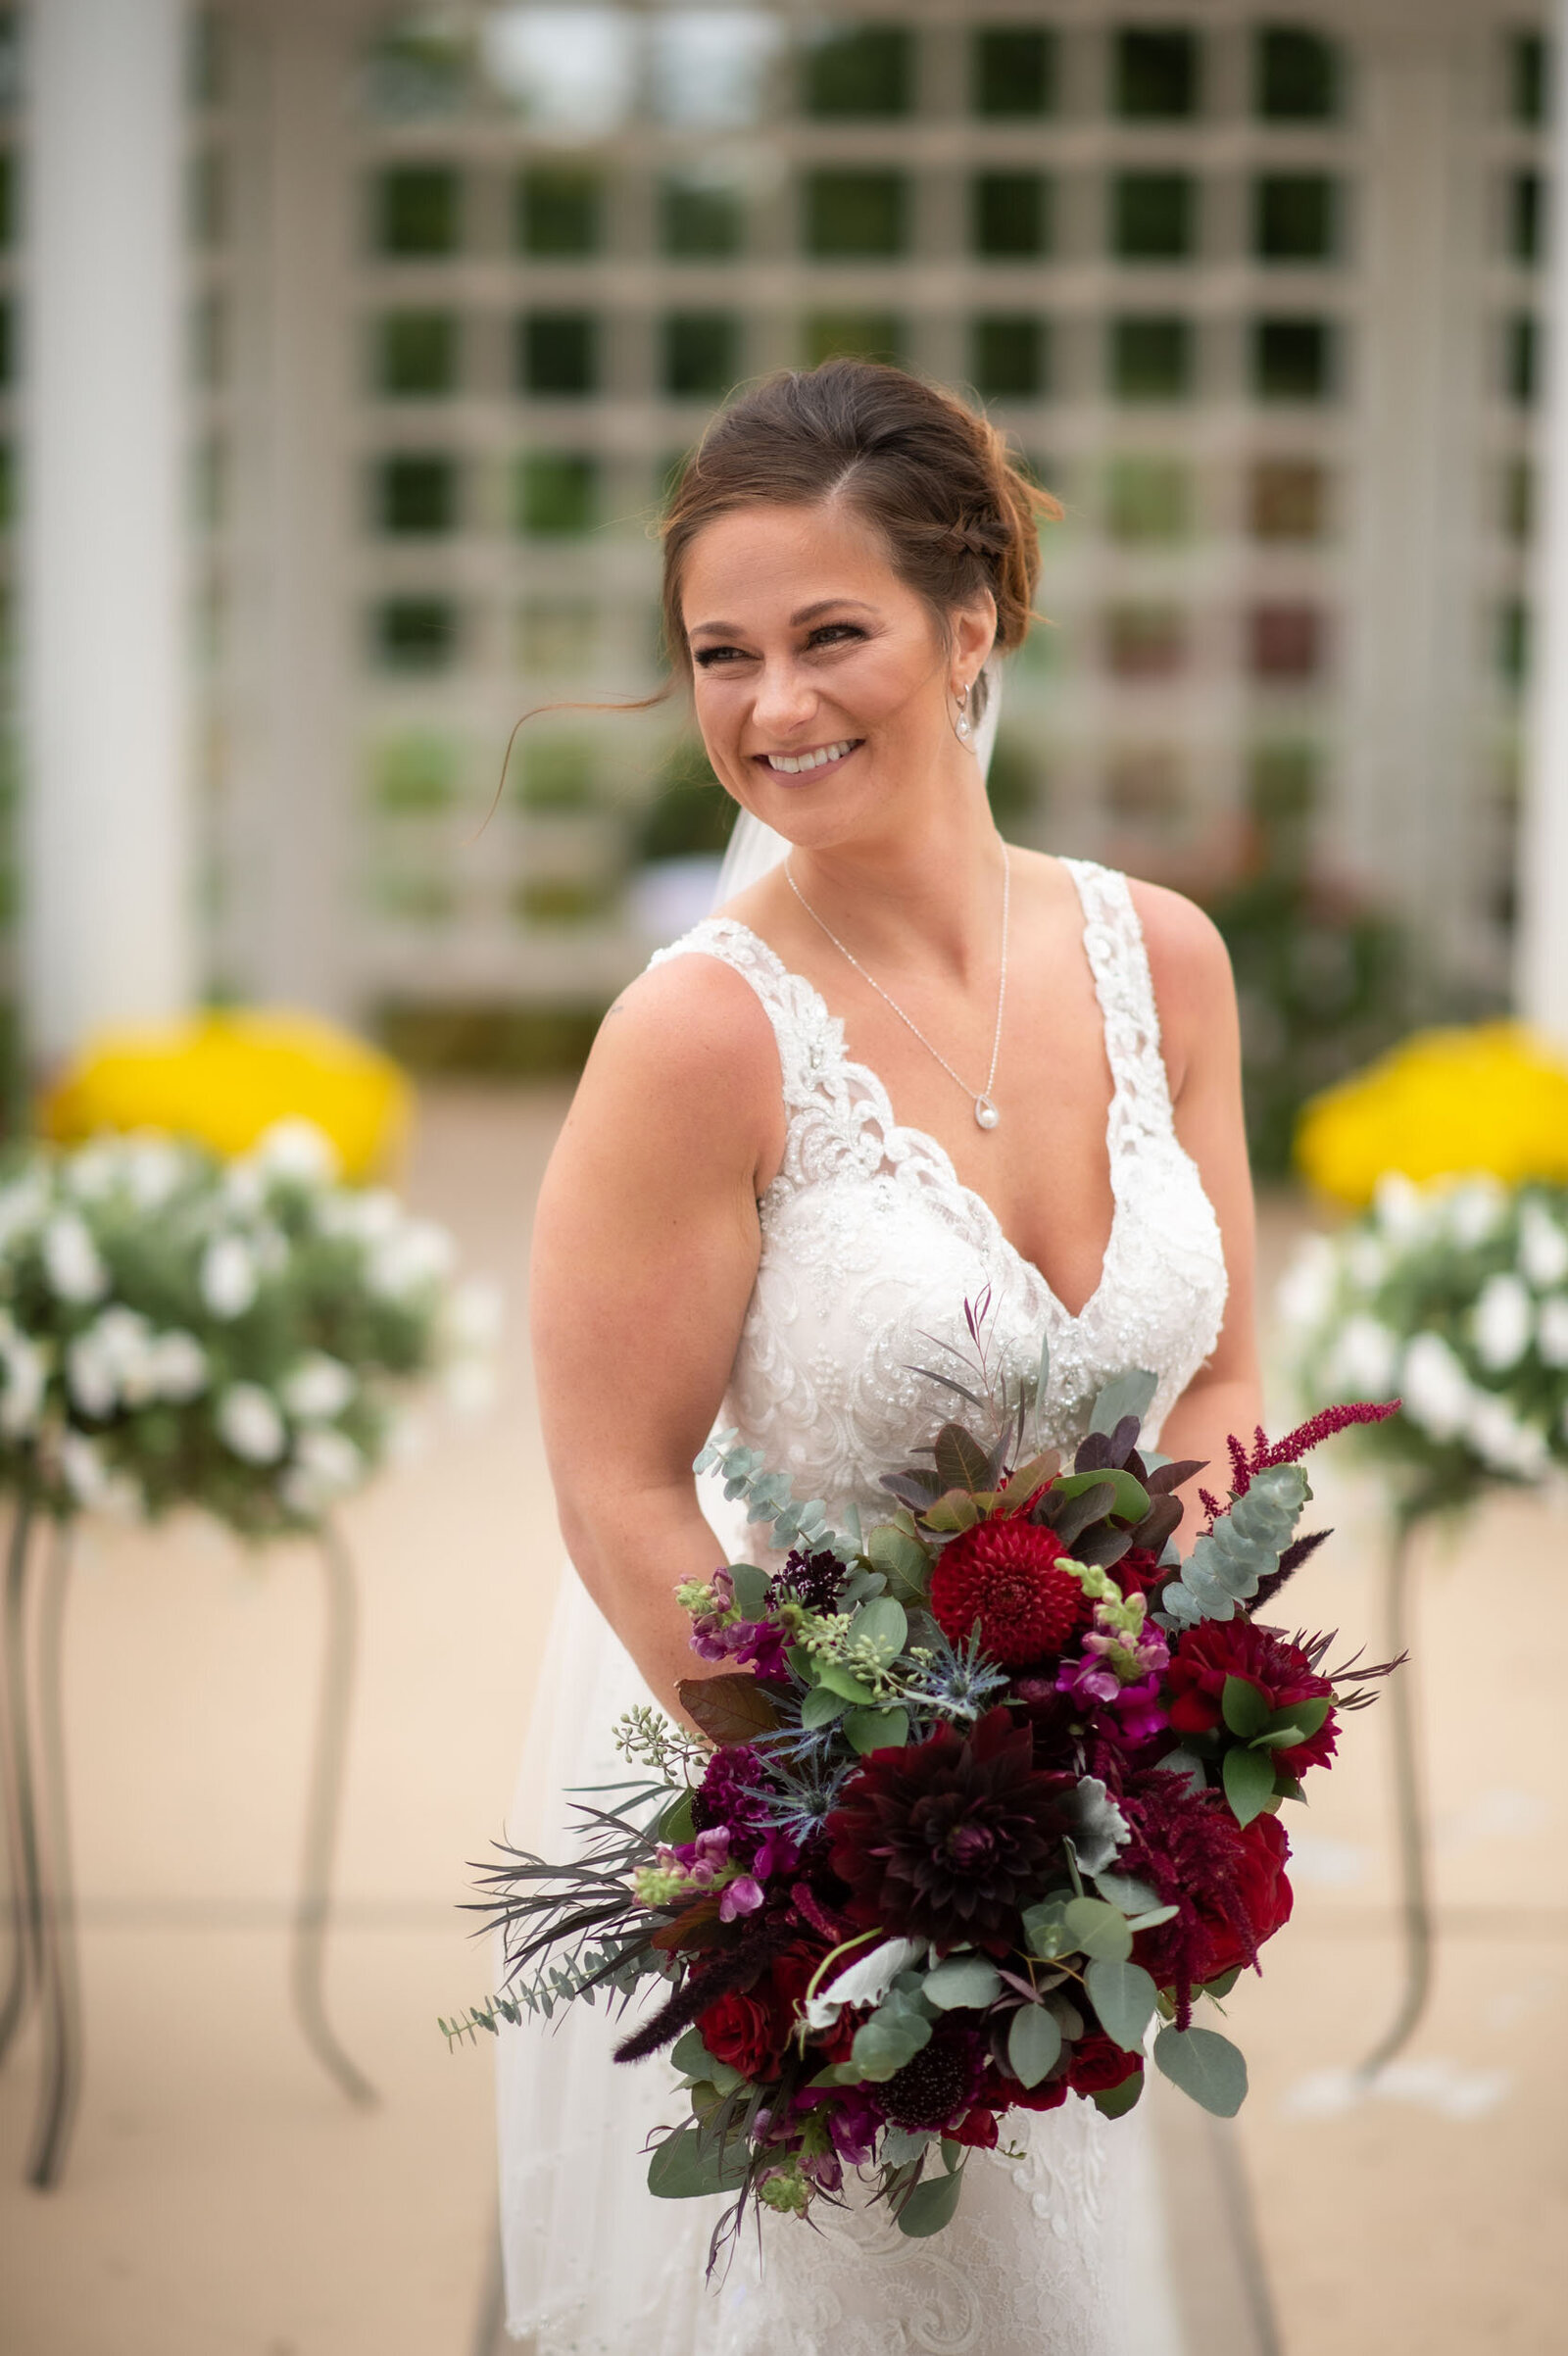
[
  {"left": 731, "top": 1620, "right": 791, "bottom": 1681},
  {"left": 1055, "top": 1654, "right": 1123, "bottom": 1709},
  {"left": 753, "top": 1826, "right": 800, "bottom": 1881},
  {"left": 717, "top": 1875, "right": 764, "bottom": 1922},
  {"left": 793, "top": 2085, "right": 884, "bottom": 2169}
]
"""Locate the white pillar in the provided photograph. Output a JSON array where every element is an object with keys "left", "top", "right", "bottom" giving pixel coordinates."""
[
  {"left": 22, "top": 0, "right": 190, "bottom": 1066},
  {"left": 1521, "top": 7, "right": 1568, "bottom": 1043}
]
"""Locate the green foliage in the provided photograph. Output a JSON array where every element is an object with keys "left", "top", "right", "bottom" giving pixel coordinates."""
[
  {"left": 1006, "top": 2001, "right": 1061, "bottom": 2087},
  {"left": 1159, "top": 1464, "right": 1309, "bottom": 1628},
  {"left": 897, "top": 2164, "right": 965, "bottom": 2237},
  {"left": 1152, "top": 2024, "right": 1249, "bottom": 2116}
]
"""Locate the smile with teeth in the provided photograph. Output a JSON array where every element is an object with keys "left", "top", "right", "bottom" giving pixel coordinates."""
[{"left": 760, "top": 738, "right": 861, "bottom": 775}]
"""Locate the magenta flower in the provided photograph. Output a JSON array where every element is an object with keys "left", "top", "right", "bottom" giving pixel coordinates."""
[{"left": 717, "top": 1875, "right": 764, "bottom": 1922}]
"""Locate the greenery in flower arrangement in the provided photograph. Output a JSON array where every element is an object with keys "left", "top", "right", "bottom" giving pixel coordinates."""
[{"left": 0, "top": 1120, "right": 498, "bottom": 1537}]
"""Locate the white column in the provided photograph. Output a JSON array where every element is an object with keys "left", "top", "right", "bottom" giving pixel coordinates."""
[
  {"left": 22, "top": 0, "right": 190, "bottom": 1066},
  {"left": 1521, "top": 5, "right": 1568, "bottom": 1043}
]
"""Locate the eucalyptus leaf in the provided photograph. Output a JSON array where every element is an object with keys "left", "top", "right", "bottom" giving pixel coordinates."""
[
  {"left": 1088, "top": 1369, "right": 1158, "bottom": 1437},
  {"left": 897, "top": 2167, "right": 964, "bottom": 2237},
  {"left": 669, "top": 2027, "right": 718, "bottom": 2081},
  {"left": 867, "top": 1520, "right": 932, "bottom": 1604},
  {"left": 817, "top": 1663, "right": 880, "bottom": 1706},
  {"left": 1094, "top": 1870, "right": 1163, "bottom": 1915},
  {"left": 647, "top": 2123, "right": 752, "bottom": 2198},
  {"left": 1084, "top": 1958, "right": 1158, "bottom": 2052},
  {"left": 1021, "top": 1897, "right": 1073, "bottom": 1960},
  {"left": 1006, "top": 2002, "right": 1062, "bottom": 2088},
  {"left": 1152, "top": 2024, "right": 1249, "bottom": 2117},
  {"left": 844, "top": 1704, "right": 909, "bottom": 1754},
  {"left": 1062, "top": 1896, "right": 1134, "bottom": 1963},
  {"left": 922, "top": 1954, "right": 1003, "bottom": 2011},
  {"left": 659, "top": 1791, "right": 696, "bottom": 1847},
  {"left": 727, "top": 1561, "right": 771, "bottom": 1620},
  {"left": 1091, "top": 2070, "right": 1145, "bottom": 2120},
  {"left": 851, "top": 1596, "right": 908, "bottom": 1661},
  {"left": 1222, "top": 1743, "right": 1278, "bottom": 1828},
  {"left": 800, "top": 1683, "right": 848, "bottom": 1730}
]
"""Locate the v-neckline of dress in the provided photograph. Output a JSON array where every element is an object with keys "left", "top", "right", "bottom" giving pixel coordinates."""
[{"left": 711, "top": 882, "right": 1126, "bottom": 1334}]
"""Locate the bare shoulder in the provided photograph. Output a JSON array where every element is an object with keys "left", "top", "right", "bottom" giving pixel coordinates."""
[
  {"left": 575, "top": 946, "right": 785, "bottom": 1181},
  {"left": 1125, "top": 879, "right": 1238, "bottom": 1091}
]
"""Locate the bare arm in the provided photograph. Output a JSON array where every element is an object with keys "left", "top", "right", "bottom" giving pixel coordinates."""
[
  {"left": 1131, "top": 884, "right": 1264, "bottom": 1512},
  {"left": 529, "top": 957, "right": 785, "bottom": 1721}
]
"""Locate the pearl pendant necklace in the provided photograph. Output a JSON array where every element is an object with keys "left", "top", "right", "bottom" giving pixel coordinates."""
[{"left": 783, "top": 849, "right": 1010, "bottom": 1131}]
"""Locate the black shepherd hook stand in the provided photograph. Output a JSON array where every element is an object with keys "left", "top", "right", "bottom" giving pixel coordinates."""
[
  {"left": 1353, "top": 1510, "right": 1433, "bottom": 2083},
  {"left": 0, "top": 1502, "right": 376, "bottom": 2186}
]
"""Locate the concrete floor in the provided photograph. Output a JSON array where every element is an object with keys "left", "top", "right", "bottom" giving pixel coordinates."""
[{"left": 1, "top": 1084, "right": 1563, "bottom": 2355}]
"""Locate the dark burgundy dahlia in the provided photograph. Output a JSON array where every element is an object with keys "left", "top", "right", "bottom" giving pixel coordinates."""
[
  {"left": 929, "top": 1520, "right": 1087, "bottom": 1666},
  {"left": 825, "top": 1707, "right": 1074, "bottom": 1956}
]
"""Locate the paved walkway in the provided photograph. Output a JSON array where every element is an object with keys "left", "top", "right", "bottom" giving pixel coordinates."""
[{"left": 1, "top": 1086, "right": 1562, "bottom": 2354}]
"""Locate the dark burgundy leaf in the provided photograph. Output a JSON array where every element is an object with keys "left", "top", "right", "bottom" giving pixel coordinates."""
[
  {"left": 677, "top": 1674, "right": 782, "bottom": 1744},
  {"left": 1144, "top": 1459, "right": 1206, "bottom": 1497},
  {"left": 1129, "top": 1496, "right": 1183, "bottom": 1553}
]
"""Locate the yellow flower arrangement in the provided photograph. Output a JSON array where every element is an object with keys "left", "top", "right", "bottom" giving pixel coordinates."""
[
  {"left": 39, "top": 1008, "right": 412, "bottom": 1182},
  {"left": 1294, "top": 1021, "right": 1568, "bottom": 1207}
]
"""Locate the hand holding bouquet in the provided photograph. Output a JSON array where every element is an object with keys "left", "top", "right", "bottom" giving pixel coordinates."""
[{"left": 452, "top": 1312, "right": 1396, "bottom": 2255}]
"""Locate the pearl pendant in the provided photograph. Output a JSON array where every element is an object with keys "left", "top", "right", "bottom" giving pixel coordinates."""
[{"left": 974, "top": 1095, "right": 1000, "bottom": 1130}]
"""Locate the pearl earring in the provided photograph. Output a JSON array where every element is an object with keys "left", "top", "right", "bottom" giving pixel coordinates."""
[{"left": 955, "top": 681, "right": 972, "bottom": 741}]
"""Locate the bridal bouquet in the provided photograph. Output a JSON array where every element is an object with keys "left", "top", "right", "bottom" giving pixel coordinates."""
[{"left": 451, "top": 1315, "right": 1395, "bottom": 2251}]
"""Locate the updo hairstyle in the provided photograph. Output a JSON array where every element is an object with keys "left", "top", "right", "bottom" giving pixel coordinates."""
[{"left": 661, "top": 360, "right": 1061, "bottom": 722}]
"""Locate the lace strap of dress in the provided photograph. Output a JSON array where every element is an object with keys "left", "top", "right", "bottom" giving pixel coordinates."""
[
  {"left": 1059, "top": 859, "right": 1175, "bottom": 1149},
  {"left": 646, "top": 917, "right": 847, "bottom": 1115}
]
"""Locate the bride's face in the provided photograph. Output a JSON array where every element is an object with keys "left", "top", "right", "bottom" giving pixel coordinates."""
[{"left": 679, "top": 501, "right": 994, "bottom": 849}]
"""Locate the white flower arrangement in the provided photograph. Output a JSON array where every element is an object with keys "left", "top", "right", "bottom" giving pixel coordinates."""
[
  {"left": 1279, "top": 1174, "right": 1568, "bottom": 1513},
  {"left": 0, "top": 1122, "right": 500, "bottom": 1536}
]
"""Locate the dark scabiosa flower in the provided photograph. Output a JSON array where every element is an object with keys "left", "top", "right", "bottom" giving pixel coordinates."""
[
  {"left": 1166, "top": 1618, "right": 1338, "bottom": 1775},
  {"left": 929, "top": 1520, "right": 1088, "bottom": 1666},
  {"left": 880, "top": 2025, "right": 986, "bottom": 2132},
  {"left": 825, "top": 1707, "right": 1075, "bottom": 1956},
  {"left": 767, "top": 1547, "right": 846, "bottom": 1615},
  {"left": 692, "top": 1744, "right": 775, "bottom": 1838}
]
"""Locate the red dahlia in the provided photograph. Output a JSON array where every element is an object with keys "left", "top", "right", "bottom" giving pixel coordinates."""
[
  {"left": 825, "top": 1707, "right": 1075, "bottom": 1955},
  {"left": 930, "top": 1519, "right": 1087, "bottom": 1666},
  {"left": 1167, "top": 1619, "right": 1338, "bottom": 1775},
  {"left": 1117, "top": 1766, "right": 1294, "bottom": 2026}
]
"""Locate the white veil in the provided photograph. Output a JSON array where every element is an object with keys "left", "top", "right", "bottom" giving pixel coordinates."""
[{"left": 711, "top": 658, "right": 1004, "bottom": 905}]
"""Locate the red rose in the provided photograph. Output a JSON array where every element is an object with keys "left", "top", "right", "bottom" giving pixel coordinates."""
[
  {"left": 1068, "top": 2035, "right": 1144, "bottom": 2097},
  {"left": 979, "top": 2059, "right": 1068, "bottom": 2115},
  {"left": 1110, "top": 1546, "right": 1168, "bottom": 1603},
  {"left": 949, "top": 2106, "right": 1001, "bottom": 2148},
  {"left": 696, "top": 1988, "right": 780, "bottom": 2080},
  {"left": 1189, "top": 1811, "right": 1295, "bottom": 1983},
  {"left": 1166, "top": 1620, "right": 1339, "bottom": 1777},
  {"left": 769, "top": 1944, "right": 857, "bottom": 2066}
]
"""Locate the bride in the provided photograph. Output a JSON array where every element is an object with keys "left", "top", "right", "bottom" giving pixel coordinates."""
[{"left": 497, "top": 360, "right": 1260, "bottom": 2353}]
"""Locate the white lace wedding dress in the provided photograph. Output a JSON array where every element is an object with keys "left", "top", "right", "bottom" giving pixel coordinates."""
[{"left": 497, "top": 858, "right": 1229, "bottom": 2354}]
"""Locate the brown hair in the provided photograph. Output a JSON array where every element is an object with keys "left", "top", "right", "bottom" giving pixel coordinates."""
[
  {"left": 485, "top": 362, "right": 1060, "bottom": 823},
  {"left": 660, "top": 359, "right": 1061, "bottom": 720}
]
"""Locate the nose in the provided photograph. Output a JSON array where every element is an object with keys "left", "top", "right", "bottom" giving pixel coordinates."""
[{"left": 749, "top": 654, "right": 818, "bottom": 742}]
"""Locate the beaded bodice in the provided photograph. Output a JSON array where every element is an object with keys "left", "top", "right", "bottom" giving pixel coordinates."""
[{"left": 651, "top": 858, "right": 1228, "bottom": 1527}]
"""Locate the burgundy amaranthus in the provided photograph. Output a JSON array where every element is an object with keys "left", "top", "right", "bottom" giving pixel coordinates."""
[{"left": 1198, "top": 1401, "right": 1400, "bottom": 1524}]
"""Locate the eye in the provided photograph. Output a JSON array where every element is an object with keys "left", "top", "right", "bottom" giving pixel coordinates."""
[
  {"left": 808, "top": 622, "right": 866, "bottom": 649},
  {"left": 693, "top": 643, "right": 751, "bottom": 668}
]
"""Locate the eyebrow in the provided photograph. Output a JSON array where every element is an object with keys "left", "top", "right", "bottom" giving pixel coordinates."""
[{"left": 687, "top": 597, "right": 879, "bottom": 638}]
